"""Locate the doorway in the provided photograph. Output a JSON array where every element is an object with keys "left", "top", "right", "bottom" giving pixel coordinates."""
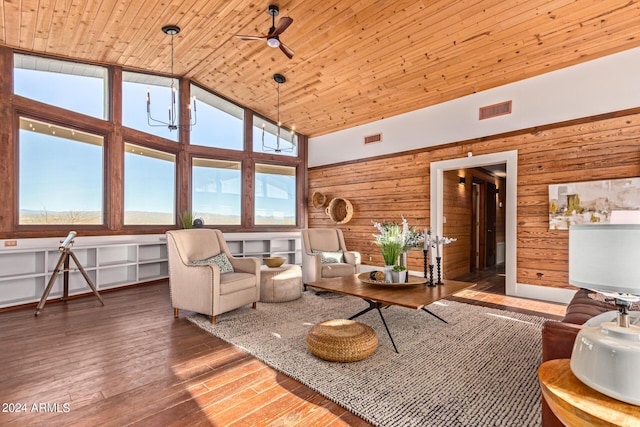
[{"left": 430, "top": 150, "right": 517, "bottom": 297}]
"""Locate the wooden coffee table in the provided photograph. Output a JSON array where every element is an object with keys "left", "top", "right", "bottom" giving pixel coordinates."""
[{"left": 306, "top": 274, "right": 475, "bottom": 353}]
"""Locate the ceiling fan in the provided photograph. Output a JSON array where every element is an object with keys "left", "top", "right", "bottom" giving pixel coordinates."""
[{"left": 236, "top": 5, "right": 295, "bottom": 59}]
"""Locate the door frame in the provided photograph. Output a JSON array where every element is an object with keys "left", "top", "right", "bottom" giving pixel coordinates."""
[{"left": 430, "top": 150, "right": 517, "bottom": 296}]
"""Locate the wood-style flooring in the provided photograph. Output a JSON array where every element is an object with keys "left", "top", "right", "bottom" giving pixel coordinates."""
[{"left": 0, "top": 273, "right": 567, "bottom": 426}]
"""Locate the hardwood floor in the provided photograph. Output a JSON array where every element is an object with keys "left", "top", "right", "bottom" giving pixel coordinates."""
[
  {"left": 451, "top": 264, "right": 567, "bottom": 320},
  {"left": 0, "top": 278, "right": 567, "bottom": 426}
]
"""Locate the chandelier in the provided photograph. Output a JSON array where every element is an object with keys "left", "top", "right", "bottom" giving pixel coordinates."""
[
  {"left": 261, "top": 73, "right": 295, "bottom": 153},
  {"left": 147, "top": 25, "right": 197, "bottom": 131}
]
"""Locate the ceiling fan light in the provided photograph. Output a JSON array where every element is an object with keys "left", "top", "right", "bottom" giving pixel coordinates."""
[{"left": 267, "top": 37, "right": 280, "bottom": 48}]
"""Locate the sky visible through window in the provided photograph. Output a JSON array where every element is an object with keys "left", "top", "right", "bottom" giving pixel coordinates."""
[{"left": 15, "top": 63, "right": 296, "bottom": 226}]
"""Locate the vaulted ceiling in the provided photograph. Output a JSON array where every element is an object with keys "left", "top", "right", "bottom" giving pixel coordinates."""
[{"left": 2, "top": 0, "right": 640, "bottom": 137}]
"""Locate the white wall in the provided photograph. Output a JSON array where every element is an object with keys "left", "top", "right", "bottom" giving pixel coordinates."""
[{"left": 309, "top": 47, "right": 640, "bottom": 167}]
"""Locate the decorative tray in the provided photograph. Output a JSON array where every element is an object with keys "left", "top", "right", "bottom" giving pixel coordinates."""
[{"left": 357, "top": 272, "right": 427, "bottom": 287}]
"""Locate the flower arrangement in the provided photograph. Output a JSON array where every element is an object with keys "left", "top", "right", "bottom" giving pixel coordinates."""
[
  {"left": 373, "top": 217, "right": 425, "bottom": 265},
  {"left": 373, "top": 220, "right": 404, "bottom": 266}
]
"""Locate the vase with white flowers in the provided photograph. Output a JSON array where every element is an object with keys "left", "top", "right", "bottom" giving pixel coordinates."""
[
  {"left": 373, "top": 220, "right": 404, "bottom": 282},
  {"left": 373, "top": 217, "right": 425, "bottom": 282}
]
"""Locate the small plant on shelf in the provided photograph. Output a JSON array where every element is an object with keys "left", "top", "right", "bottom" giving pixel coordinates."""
[
  {"left": 180, "top": 210, "right": 193, "bottom": 229},
  {"left": 393, "top": 265, "right": 407, "bottom": 272}
]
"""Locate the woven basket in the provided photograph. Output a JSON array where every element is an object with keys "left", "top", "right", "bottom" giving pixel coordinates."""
[
  {"left": 311, "top": 191, "right": 327, "bottom": 208},
  {"left": 306, "top": 319, "right": 378, "bottom": 362},
  {"left": 325, "top": 197, "right": 354, "bottom": 224}
]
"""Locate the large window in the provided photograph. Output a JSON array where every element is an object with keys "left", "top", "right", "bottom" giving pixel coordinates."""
[
  {"left": 192, "top": 159, "right": 242, "bottom": 225},
  {"left": 255, "top": 164, "right": 296, "bottom": 225},
  {"left": 122, "top": 72, "right": 180, "bottom": 142},
  {"left": 124, "top": 144, "right": 176, "bottom": 225},
  {"left": 13, "top": 54, "right": 108, "bottom": 119},
  {"left": 18, "top": 117, "right": 104, "bottom": 225},
  {"left": 7, "top": 51, "right": 304, "bottom": 234},
  {"left": 252, "top": 115, "right": 298, "bottom": 157},
  {"left": 190, "top": 85, "right": 244, "bottom": 150}
]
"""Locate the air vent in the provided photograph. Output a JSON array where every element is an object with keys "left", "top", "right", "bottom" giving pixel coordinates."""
[
  {"left": 479, "top": 101, "right": 512, "bottom": 120},
  {"left": 364, "top": 133, "right": 382, "bottom": 145}
]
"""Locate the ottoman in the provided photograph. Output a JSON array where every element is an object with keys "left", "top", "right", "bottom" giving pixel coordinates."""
[
  {"left": 259, "top": 264, "right": 303, "bottom": 303},
  {"left": 306, "top": 319, "right": 378, "bottom": 362}
]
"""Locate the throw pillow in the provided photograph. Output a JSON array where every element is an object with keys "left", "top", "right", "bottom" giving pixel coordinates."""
[
  {"left": 192, "top": 252, "right": 235, "bottom": 273},
  {"left": 312, "top": 249, "right": 344, "bottom": 263}
]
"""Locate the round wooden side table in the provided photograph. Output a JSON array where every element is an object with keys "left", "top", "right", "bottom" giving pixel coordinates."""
[{"left": 538, "top": 359, "right": 640, "bottom": 427}]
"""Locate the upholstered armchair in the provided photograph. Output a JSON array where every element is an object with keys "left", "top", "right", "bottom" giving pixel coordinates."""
[
  {"left": 166, "top": 229, "right": 260, "bottom": 324},
  {"left": 301, "top": 228, "right": 361, "bottom": 285}
]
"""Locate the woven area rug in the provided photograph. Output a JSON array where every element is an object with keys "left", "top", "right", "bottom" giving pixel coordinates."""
[{"left": 187, "top": 292, "right": 546, "bottom": 426}]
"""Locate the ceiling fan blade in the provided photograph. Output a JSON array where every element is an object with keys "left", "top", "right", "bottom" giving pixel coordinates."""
[
  {"left": 236, "top": 35, "right": 267, "bottom": 41},
  {"left": 271, "top": 17, "right": 293, "bottom": 37},
  {"left": 279, "top": 42, "right": 295, "bottom": 59}
]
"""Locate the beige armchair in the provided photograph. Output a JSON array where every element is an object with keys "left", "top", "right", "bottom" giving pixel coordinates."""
[
  {"left": 166, "top": 229, "right": 260, "bottom": 324},
  {"left": 301, "top": 228, "right": 361, "bottom": 285}
]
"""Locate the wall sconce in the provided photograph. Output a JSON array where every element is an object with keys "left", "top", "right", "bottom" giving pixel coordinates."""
[{"left": 459, "top": 177, "right": 466, "bottom": 184}]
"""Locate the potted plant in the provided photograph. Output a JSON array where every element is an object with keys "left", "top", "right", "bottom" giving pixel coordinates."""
[
  {"left": 179, "top": 210, "right": 194, "bottom": 229},
  {"left": 391, "top": 265, "right": 407, "bottom": 283},
  {"left": 373, "top": 221, "right": 404, "bottom": 282}
]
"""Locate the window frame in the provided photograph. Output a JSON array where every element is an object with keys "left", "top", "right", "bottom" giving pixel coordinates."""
[
  {"left": 4, "top": 48, "right": 306, "bottom": 237},
  {"left": 122, "top": 142, "right": 178, "bottom": 227},
  {"left": 15, "top": 113, "right": 110, "bottom": 232}
]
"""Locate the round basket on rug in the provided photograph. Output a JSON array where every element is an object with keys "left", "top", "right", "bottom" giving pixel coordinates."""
[{"left": 306, "top": 319, "right": 378, "bottom": 362}]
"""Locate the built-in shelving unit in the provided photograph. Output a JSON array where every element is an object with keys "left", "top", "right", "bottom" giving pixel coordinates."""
[
  {"left": 0, "top": 235, "right": 169, "bottom": 309},
  {"left": 0, "top": 231, "right": 301, "bottom": 309},
  {"left": 224, "top": 232, "right": 302, "bottom": 265}
]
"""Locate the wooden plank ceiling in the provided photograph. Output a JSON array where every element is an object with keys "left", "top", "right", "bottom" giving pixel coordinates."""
[{"left": 1, "top": 0, "right": 640, "bottom": 137}]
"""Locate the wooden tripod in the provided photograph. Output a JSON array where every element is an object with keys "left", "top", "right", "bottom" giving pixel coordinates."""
[{"left": 34, "top": 245, "right": 104, "bottom": 316}]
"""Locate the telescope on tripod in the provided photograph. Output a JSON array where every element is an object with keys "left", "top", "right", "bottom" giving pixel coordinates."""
[{"left": 34, "top": 231, "right": 104, "bottom": 316}]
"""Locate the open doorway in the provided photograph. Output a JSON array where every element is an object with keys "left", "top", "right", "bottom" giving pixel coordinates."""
[
  {"left": 440, "top": 165, "right": 506, "bottom": 293},
  {"left": 430, "top": 150, "right": 518, "bottom": 297}
]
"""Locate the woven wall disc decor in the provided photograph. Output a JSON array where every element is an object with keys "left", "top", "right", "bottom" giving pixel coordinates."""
[
  {"left": 325, "top": 197, "right": 354, "bottom": 224},
  {"left": 311, "top": 191, "right": 327, "bottom": 208}
]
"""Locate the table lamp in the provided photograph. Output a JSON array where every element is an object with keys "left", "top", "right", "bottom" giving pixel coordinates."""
[{"left": 569, "top": 223, "right": 640, "bottom": 405}]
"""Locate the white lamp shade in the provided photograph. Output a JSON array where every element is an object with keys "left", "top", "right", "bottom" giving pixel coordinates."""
[
  {"left": 569, "top": 224, "right": 640, "bottom": 295},
  {"left": 569, "top": 223, "right": 640, "bottom": 406}
]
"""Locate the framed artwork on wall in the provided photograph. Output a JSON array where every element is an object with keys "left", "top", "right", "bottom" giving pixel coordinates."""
[{"left": 548, "top": 177, "right": 640, "bottom": 230}]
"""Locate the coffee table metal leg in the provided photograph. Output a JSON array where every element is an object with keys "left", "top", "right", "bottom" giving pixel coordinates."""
[
  {"left": 349, "top": 300, "right": 399, "bottom": 353},
  {"left": 375, "top": 304, "right": 399, "bottom": 353},
  {"left": 348, "top": 300, "right": 376, "bottom": 320},
  {"left": 421, "top": 307, "right": 448, "bottom": 324}
]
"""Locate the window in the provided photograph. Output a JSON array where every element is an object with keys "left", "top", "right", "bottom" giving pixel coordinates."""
[
  {"left": 252, "top": 115, "right": 298, "bottom": 157},
  {"left": 13, "top": 54, "right": 108, "bottom": 119},
  {"left": 18, "top": 117, "right": 104, "bottom": 225},
  {"left": 255, "top": 164, "right": 296, "bottom": 225},
  {"left": 124, "top": 144, "right": 176, "bottom": 225},
  {"left": 192, "top": 159, "right": 242, "bottom": 225},
  {"left": 190, "top": 85, "right": 244, "bottom": 150},
  {"left": 122, "top": 71, "right": 180, "bottom": 142}
]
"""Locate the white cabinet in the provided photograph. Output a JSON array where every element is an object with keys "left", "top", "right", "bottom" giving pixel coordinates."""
[
  {"left": 224, "top": 232, "right": 302, "bottom": 265},
  {"left": 0, "top": 235, "right": 168, "bottom": 309},
  {"left": 0, "top": 232, "right": 301, "bottom": 309}
]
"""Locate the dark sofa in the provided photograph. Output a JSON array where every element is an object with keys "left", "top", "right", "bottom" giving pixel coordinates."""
[{"left": 540, "top": 288, "right": 636, "bottom": 426}]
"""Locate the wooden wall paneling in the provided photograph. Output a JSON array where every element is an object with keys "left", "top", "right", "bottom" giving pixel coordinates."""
[
  {"left": 308, "top": 109, "right": 640, "bottom": 290},
  {"left": 0, "top": 47, "right": 14, "bottom": 233},
  {"left": 243, "top": 113, "right": 254, "bottom": 230},
  {"left": 297, "top": 134, "right": 308, "bottom": 229},
  {"left": 108, "top": 67, "right": 123, "bottom": 230}
]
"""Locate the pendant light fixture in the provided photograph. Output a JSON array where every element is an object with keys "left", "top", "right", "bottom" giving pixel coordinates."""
[
  {"left": 261, "top": 73, "right": 295, "bottom": 153},
  {"left": 147, "top": 25, "right": 197, "bottom": 131}
]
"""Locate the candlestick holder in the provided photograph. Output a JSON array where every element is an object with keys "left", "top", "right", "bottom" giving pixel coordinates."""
[
  {"left": 436, "top": 256, "right": 443, "bottom": 284},
  {"left": 428, "top": 264, "right": 435, "bottom": 286},
  {"left": 423, "top": 249, "right": 428, "bottom": 279}
]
